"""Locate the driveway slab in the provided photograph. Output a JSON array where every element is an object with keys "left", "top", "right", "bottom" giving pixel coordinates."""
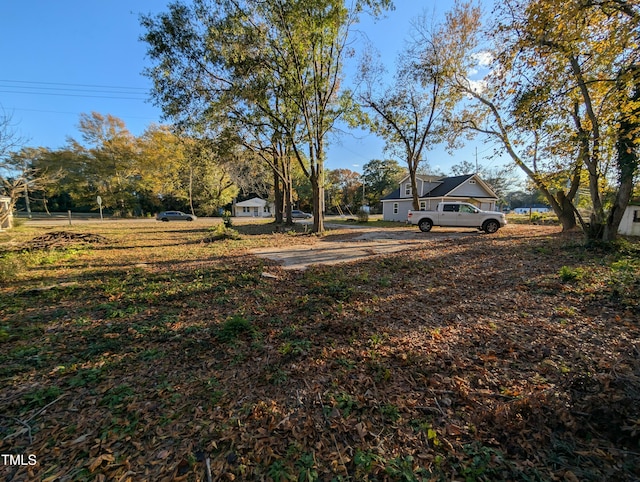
[{"left": 252, "top": 227, "right": 478, "bottom": 270}]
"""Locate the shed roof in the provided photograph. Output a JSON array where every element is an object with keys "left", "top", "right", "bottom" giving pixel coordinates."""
[{"left": 235, "top": 197, "right": 268, "bottom": 207}]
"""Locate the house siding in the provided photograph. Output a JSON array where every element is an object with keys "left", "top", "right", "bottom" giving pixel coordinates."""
[
  {"left": 383, "top": 200, "right": 412, "bottom": 222},
  {"left": 448, "top": 180, "right": 492, "bottom": 198},
  {"left": 382, "top": 198, "right": 448, "bottom": 222},
  {"left": 619, "top": 206, "right": 640, "bottom": 236}
]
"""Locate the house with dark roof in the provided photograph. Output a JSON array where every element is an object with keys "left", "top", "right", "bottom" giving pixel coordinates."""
[{"left": 381, "top": 173, "right": 499, "bottom": 222}]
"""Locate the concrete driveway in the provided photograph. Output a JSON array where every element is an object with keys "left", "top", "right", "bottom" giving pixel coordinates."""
[{"left": 252, "top": 225, "right": 480, "bottom": 270}]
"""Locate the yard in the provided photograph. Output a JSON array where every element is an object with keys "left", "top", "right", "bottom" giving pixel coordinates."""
[{"left": 1, "top": 221, "right": 639, "bottom": 481}]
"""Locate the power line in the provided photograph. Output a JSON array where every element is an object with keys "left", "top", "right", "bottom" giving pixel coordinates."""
[
  {"left": 0, "top": 79, "right": 150, "bottom": 100},
  {"left": 0, "top": 79, "right": 148, "bottom": 91},
  {"left": 0, "top": 90, "right": 148, "bottom": 100},
  {"left": 8, "top": 106, "right": 160, "bottom": 121}
]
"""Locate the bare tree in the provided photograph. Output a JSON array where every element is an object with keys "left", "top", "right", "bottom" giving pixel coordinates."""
[
  {"left": 0, "top": 108, "right": 24, "bottom": 161},
  {"left": 354, "top": 3, "right": 473, "bottom": 210},
  {"left": 1, "top": 148, "right": 63, "bottom": 216}
]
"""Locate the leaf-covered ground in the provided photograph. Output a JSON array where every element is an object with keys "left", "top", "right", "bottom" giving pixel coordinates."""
[{"left": 1, "top": 222, "right": 639, "bottom": 481}]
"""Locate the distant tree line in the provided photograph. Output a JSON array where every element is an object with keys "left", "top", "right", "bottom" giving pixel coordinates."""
[
  {"left": 3, "top": 0, "right": 638, "bottom": 240},
  {"left": 1, "top": 110, "right": 410, "bottom": 217},
  {"left": 2, "top": 113, "right": 246, "bottom": 217}
]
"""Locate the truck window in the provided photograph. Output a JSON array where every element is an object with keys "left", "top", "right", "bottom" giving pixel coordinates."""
[
  {"left": 460, "top": 205, "right": 477, "bottom": 213},
  {"left": 442, "top": 204, "right": 459, "bottom": 212}
]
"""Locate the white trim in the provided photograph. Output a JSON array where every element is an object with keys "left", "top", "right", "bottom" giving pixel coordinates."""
[{"left": 404, "top": 183, "right": 412, "bottom": 196}]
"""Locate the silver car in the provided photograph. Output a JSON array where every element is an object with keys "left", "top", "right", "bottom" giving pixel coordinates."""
[
  {"left": 156, "top": 211, "right": 197, "bottom": 222},
  {"left": 291, "top": 210, "right": 312, "bottom": 219}
]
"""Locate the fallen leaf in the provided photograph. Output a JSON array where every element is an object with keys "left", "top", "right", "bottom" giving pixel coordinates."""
[
  {"left": 89, "top": 454, "right": 115, "bottom": 473},
  {"left": 156, "top": 449, "right": 171, "bottom": 460}
]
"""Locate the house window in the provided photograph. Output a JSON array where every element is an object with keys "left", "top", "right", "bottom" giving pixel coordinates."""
[
  {"left": 419, "top": 201, "right": 426, "bottom": 211},
  {"left": 393, "top": 203, "right": 399, "bottom": 214},
  {"left": 634, "top": 210, "right": 640, "bottom": 223},
  {"left": 264, "top": 206, "right": 270, "bottom": 213},
  {"left": 405, "top": 184, "right": 412, "bottom": 196}
]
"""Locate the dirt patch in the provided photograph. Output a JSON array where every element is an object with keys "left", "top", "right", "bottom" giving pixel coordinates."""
[{"left": 1, "top": 231, "right": 108, "bottom": 252}]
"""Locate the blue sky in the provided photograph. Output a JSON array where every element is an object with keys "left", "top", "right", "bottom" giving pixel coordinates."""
[{"left": 1, "top": 0, "right": 504, "bottom": 176}]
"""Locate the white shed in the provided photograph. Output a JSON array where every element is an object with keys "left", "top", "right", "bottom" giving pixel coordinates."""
[
  {"left": 618, "top": 204, "right": 640, "bottom": 236},
  {"left": 0, "top": 196, "right": 12, "bottom": 230},
  {"left": 233, "top": 197, "right": 274, "bottom": 218}
]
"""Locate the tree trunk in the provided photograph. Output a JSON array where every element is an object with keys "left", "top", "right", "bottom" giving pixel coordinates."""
[
  {"left": 284, "top": 178, "right": 293, "bottom": 226},
  {"left": 23, "top": 182, "right": 32, "bottom": 219},
  {"left": 188, "top": 165, "right": 195, "bottom": 217},
  {"left": 310, "top": 140, "right": 325, "bottom": 233},
  {"left": 284, "top": 157, "right": 294, "bottom": 226},
  {"left": 273, "top": 166, "right": 283, "bottom": 224},
  {"left": 535, "top": 182, "right": 578, "bottom": 232},
  {"left": 311, "top": 171, "right": 324, "bottom": 233},
  {"left": 408, "top": 164, "right": 420, "bottom": 211},
  {"left": 555, "top": 190, "right": 578, "bottom": 231},
  {"left": 411, "top": 176, "right": 420, "bottom": 210},
  {"left": 603, "top": 82, "right": 639, "bottom": 241},
  {"left": 603, "top": 175, "right": 633, "bottom": 242}
]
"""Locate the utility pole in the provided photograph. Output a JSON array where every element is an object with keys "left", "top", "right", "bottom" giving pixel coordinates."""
[{"left": 475, "top": 147, "right": 478, "bottom": 173}]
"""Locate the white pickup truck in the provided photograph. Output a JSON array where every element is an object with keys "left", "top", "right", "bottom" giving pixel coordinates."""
[{"left": 407, "top": 202, "right": 507, "bottom": 233}]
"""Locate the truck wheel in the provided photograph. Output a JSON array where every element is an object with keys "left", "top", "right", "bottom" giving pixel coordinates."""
[
  {"left": 483, "top": 220, "right": 500, "bottom": 233},
  {"left": 418, "top": 219, "right": 433, "bottom": 232}
]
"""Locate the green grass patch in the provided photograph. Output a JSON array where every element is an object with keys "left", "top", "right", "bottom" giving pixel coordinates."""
[
  {"left": 21, "top": 386, "right": 63, "bottom": 413},
  {"left": 68, "top": 367, "right": 105, "bottom": 387},
  {"left": 278, "top": 338, "right": 311, "bottom": 358},
  {"left": 558, "top": 265, "right": 584, "bottom": 282},
  {"left": 100, "top": 384, "right": 135, "bottom": 411},
  {"left": 217, "top": 314, "right": 255, "bottom": 343}
]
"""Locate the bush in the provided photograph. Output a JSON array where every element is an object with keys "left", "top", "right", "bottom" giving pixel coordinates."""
[
  {"left": 222, "top": 210, "right": 233, "bottom": 227},
  {"left": 530, "top": 211, "right": 543, "bottom": 223},
  {"left": 217, "top": 315, "right": 255, "bottom": 343},
  {"left": 205, "top": 223, "right": 240, "bottom": 242},
  {"left": 559, "top": 265, "right": 583, "bottom": 282}
]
